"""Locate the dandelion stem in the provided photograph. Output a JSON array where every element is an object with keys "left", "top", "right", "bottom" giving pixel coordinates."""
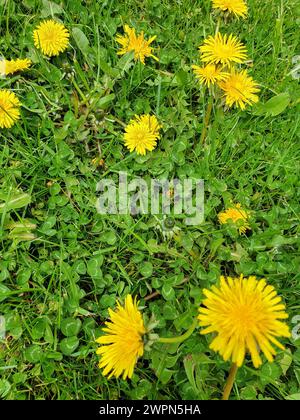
[
  {"left": 222, "top": 363, "right": 238, "bottom": 400},
  {"left": 158, "top": 318, "right": 198, "bottom": 344},
  {"left": 200, "top": 95, "right": 213, "bottom": 144},
  {"left": 215, "top": 16, "right": 221, "bottom": 34},
  {"left": 111, "top": 115, "right": 127, "bottom": 128},
  {"left": 71, "top": 77, "right": 88, "bottom": 104}
]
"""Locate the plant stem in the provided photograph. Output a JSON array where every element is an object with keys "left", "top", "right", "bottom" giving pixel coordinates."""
[
  {"left": 71, "top": 77, "right": 89, "bottom": 104},
  {"left": 200, "top": 95, "right": 213, "bottom": 145},
  {"left": 215, "top": 16, "right": 221, "bottom": 34},
  {"left": 222, "top": 363, "right": 238, "bottom": 400},
  {"left": 158, "top": 318, "right": 198, "bottom": 344}
]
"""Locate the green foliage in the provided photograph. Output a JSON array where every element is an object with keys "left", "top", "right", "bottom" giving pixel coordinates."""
[{"left": 0, "top": 0, "right": 299, "bottom": 401}]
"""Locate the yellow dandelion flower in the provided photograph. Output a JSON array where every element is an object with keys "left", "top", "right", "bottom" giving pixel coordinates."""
[
  {"left": 96, "top": 295, "right": 146, "bottom": 380},
  {"left": 218, "top": 203, "right": 250, "bottom": 234},
  {"left": 0, "top": 58, "right": 32, "bottom": 76},
  {"left": 124, "top": 114, "right": 161, "bottom": 155},
  {"left": 116, "top": 24, "right": 158, "bottom": 64},
  {"left": 219, "top": 69, "right": 259, "bottom": 110},
  {"left": 198, "top": 275, "right": 291, "bottom": 368},
  {"left": 33, "top": 19, "right": 69, "bottom": 57},
  {"left": 192, "top": 64, "right": 229, "bottom": 87},
  {"left": 0, "top": 89, "right": 21, "bottom": 129},
  {"left": 199, "top": 33, "right": 247, "bottom": 66},
  {"left": 212, "top": 0, "right": 248, "bottom": 18}
]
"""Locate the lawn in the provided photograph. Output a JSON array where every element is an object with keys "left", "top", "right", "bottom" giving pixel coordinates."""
[{"left": 0, "top": 0, "right": 300, "bottom": 401}]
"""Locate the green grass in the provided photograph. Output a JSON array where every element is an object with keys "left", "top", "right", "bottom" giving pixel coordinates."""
[{"left": 0, "top": 0, "right": 300, "bottom": 400}]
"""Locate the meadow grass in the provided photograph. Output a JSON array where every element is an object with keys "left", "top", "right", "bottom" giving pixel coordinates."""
[{"left": 0, "top": 0, "right": 299, "bottom": 400}]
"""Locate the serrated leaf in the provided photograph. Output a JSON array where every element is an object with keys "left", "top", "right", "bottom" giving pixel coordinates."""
[
  {"left": 87, "top": 256, "right": 103, "bottom": 278},
  {"left": 260, "top": 363, "right": 281, "bottom": 387},
  {"left": 139, "top": 262, "right": 153, "bottom": 278},
  {"left": 279, "top": 349, "right": 293, "bottom": 375}
]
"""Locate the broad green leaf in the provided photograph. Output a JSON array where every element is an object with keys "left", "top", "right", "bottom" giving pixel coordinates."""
[
  {"left": 72, "top": 27, "right": 90, "bottom": 55},
  {"left": 12, "top": 373, "right": 27, "bottom": 384},
  {"left": 32, "top": 319, "right": 46, "bottom": 340},
  {"left": 60, "top": 336, "right": 79, "bottom": 355},
  {"left": 260, "top": 363, "right": 281, "bottom": 387},
  {"left": 0, "top": 284, "right": 10, "bottom": 303},
  {"left": 253, "top": 92, "right": 290, "bottom": 116},
  {"left": 24, "top": 345, "right": 43, "bottom": 363},
  {"left": 100, "top": 61, "right": 119, "bottom": 77},
  {"left": 60, "top": 318, "right": 82, "bottom": 337},
  {"left": 40, "top": 0, "right": 63, "bottom": 17},
  {"left": 0, "top": 192, "right": 31, "bottom": 213},
  {"left": 0, "top": 379, "right": 11, "bottom": 398},
  {"left": 151, "top": 349, "right": 178, "bottom": 384},
  {"left": 116, "top": 51, "right": 135, "bottom": 75},
  {"left": 97, "top": 93, "right": 116, "bottom": 109},
  {"left": 183, "top": 355, "right": 198, "bottom": 395},
  {"left": 240, "top": 386, "right": 257, "bottom": 400},
  {"left": 73, "top": 260, "right": 86, "bottom": 275},
  {"left": 157, "top": 368, "right": 175, "bottom": 384},
  {"left": 279, "top": 349, "right": 293, "bottom": 375},
  {"left": 45, "top": 351, "right": 63, "bottom": 361},
  {"left": 44, "top": 324, "right": 54, "bottom": 344},
  {"left": 139, "top": 262, "right": 153, "bottom": 278},
  {"left": 161, "top": 284, "right": 175, "bottom": 301},
  {"left": 87, "top": 256, "right": 103, "bottom": 277},
  {"left": 286, "top": 394, "right": 300, "bottom": 400}
]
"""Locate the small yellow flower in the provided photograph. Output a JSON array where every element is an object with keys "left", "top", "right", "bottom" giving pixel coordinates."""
[
  {"left": 96, "top": 295, "right": 146, "bottom": 380},
  {"left": 192, "top": 64, "right": 229, "bottom": 87},
  {"left": 198, "top": 275, "right": 291, "bottom": 368},
  {"left": 219, "top": 69, "right": 259, "bottom": 109},
  {"left": 199, "top": 33, "right": 247, "bottom": 66},
  {"left": 218, "top": 203, "right": 250, "bottom": 234},
  {"left": 212, "top": 0, "right": 248, "bottom": 18},
  {"left": 0, "top": 58, "right": 32, "bottom": 76},
  {"left": 116, "top": 25, "right": 158, "bottom": 64},
  {"left": 33, "top": 19, "right": 69, "bottom": 57},
  {"left": 0, "top": 89, "right": 21, "bottom": 129},
  {"left": 124, "top": 114, "right": 161, "bottom": 155}
]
